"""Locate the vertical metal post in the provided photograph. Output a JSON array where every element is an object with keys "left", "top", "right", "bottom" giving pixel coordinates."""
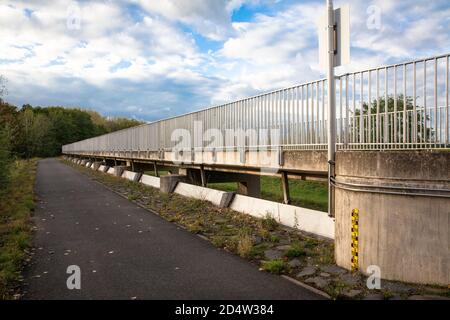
[
  {"left": 326, "top": 0, "right": 336, "bottom": 217},
  {"left": 281, "top": 171, "right": 291, "bottom": 205}
]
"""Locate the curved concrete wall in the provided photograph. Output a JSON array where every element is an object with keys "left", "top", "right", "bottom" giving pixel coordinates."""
[{"left": 334, "top": 151, "right": 449, "bottom": 286}]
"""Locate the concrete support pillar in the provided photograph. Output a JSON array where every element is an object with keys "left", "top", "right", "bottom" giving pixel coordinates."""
[
  {"left": 281, "top": 172, "right": 291, "bottom": 204},
  {"left": 200, "top": 167, "right": 207, "bottom": 187},
  {"left": 237, "top": 175, "right": 260, "bottom": 198},
  {"left": 153, "top": 162, "right": 159, "bottom": 177}
]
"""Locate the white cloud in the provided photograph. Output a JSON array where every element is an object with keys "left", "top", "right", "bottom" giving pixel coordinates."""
[
  {"left": 134, "top": 0, "right": 233, "bottom": 40},
  {"left": 0, "top": 0, "right": 449, "bottom": 121}
]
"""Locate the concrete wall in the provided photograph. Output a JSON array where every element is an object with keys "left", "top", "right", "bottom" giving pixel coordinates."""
[{"left": 334, "top": 150, "right": 449, "bottom": 286}]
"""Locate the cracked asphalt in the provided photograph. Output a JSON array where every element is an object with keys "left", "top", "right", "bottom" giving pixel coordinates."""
[{"left": 22, "top": 158, "right": 322, "bottom": 300}]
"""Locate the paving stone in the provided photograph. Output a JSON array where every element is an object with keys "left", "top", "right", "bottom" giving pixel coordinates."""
[
  {"left": 343, "top": 289, "right": 362, "bottom": 298},
  {"left": 277, "top": 239, "right": 290, "bottom": 245},
  {"left": 320, "top": 272, "right": 331, "bottom": 278},
  {"left": 381, "top": 281, "right": 414, "bottom": 293},
  {"left": 296, "top": 266, "right": 317, "bottom": 278},
  {"left": 304, "top": 277, "right": 330, "bottom": 289},
  {"left": 288, "top": 258, "right": 302, "bottom": 268},
  {"left": 322, "top": 265, "right": 347, "bottom": 275},
  {"left": 339, "top": 273, "right": 360, "bottom": 286},
  {"left": 408, "top": 295, "right": 450, "bottom": 300},
  {"left": 362, "top": 293, "right": 385, "bottom": 300},
  {"left": 276, "top": 245, "right": 292, "bottom": 251},
  {"left": 264, "top": 249, "right": 283, "bottom": 260},
  {"left": 252, "top": 236, "right": 263, "bottom": 245}
]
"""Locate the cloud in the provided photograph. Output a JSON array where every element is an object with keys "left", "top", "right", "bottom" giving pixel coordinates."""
[
  {"left": 0, "top": 0, "right": 449, "bottom": 122},
  {"left": 134, "top": 0, "right": 233, "bottom": 41}
]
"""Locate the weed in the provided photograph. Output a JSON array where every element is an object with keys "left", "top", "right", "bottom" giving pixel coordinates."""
[
  {"left": 237, "top": 231, "right": 253, "bottom": 258},
  {"left": 260, "top": 213, "right": 278, "bottom": 231},
  {"left": 261, "top": 259, "right": 288, "bottom": 274},
  {"left": 284, "top": 242, "right": 307, "bottom": 258}
]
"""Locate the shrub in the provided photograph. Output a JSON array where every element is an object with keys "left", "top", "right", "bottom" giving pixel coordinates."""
[{"left": 261, "top": 259, "right": 288, "bottom": 274}]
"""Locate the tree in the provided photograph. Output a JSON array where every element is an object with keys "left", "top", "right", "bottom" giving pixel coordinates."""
[{"left": 353, "top": 94, "right": 433, "bottom": 145}]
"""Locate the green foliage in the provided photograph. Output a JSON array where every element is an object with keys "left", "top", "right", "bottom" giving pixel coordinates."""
[
  {"left": 355, "top": 94, "right": 434, "bottom": 143},
  {"left": 284, "top": 242, "right": 307, "bottom": 258},
  {"left": 0, "top": 159, "right": 37, "bottom": 299},
  {"left": 0, "top": 100, "right": 144, "bottom": 159},
  {"left": 0, "top": 128, "right": 12, "bottom": 191},
  {"left": 261, "top": 259, "right": 288, "bottom": 274},
  {"left": 260, "top": 213, "right": 278, "bottom": 231}
]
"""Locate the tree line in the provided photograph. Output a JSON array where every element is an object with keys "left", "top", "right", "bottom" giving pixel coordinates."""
[{"left": 0, "top": 94, "right": 143, "bottom": 189}]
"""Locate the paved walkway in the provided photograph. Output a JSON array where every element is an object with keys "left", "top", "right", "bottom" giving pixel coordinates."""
[{"left": 23, "top": 158, "right": 322, "bottom": 300}]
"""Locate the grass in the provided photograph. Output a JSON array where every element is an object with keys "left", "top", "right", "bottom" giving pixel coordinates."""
[
  {"left": 259, "top": 213, "right": 278, "bottom": 231},
  {"left": 0, "top": 159, "right": 37, "bottom": 299},
  {"left": 209, "top": 175, "right": 328, "bottom": 212},
  {"left": 284, "top": 242, "right": 308, "bottom": 258},
  {"left": 261, "top": 259, "right": 288, "bottom": 274},
  {"left": 236, "top": 230, "right": 253, "bottom": 258}
]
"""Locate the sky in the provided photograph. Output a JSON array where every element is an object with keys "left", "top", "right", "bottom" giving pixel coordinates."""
[{"left": 0, "top": 0, "right": 449, "bottom": 122}]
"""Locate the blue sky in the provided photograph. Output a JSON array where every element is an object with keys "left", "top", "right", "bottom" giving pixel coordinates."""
[{"left": 0, "top": 0, "right": 449, "bottom": 122}]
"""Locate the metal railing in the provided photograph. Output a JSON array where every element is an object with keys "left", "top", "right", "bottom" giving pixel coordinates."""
[{"left": 63, "top": 53, "right": 450, "bottom": 154}]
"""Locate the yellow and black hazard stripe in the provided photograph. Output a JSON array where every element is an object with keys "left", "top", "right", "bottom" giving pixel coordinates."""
[{"left": 351, "top": 209, "right": 359, "bottom": 271}]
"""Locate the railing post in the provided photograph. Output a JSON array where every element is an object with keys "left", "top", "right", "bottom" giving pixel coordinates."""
[{"left": 327, "top": 0, "right": 336, "bottom": 217}]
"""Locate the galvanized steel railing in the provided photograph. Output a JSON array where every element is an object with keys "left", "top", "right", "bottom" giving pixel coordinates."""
[{"left": 63, "top": 53, "right": 450, "bottom": 154}]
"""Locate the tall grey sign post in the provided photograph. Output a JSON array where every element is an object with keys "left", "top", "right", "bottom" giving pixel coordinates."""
[{"left": 318, "top": 0, "right": 350, "bottom": 217}]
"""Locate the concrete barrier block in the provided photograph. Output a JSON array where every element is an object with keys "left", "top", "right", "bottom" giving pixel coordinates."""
[
  {"left": 219, "top": 192, "right": 235, "bottom": 208},
  {"left": 114, "top": 166, "right": 128, "bottom": 177},
  {"left": 230, "top": 194, "right": 334, "bottom": 239},
  {"left": 92, "top": 162, "right": 102, "bottom": 171},
  {"left": 160, "top": 175, "right": 188, "bottom": 193},
  {"left": 98, "top": 165, "right": 106, "bottom": 172},
  {"left": 122, "top": 170, "right": 137, "bottom": 181},
  {"left": 140, "top": 174, "right": 160, "bottom": 188},
  {"left": 106, "top": 167, "right": 116, "bottom": 175},
  {"left": 174, "top": 182, "right": 229, "bottom": 207},
  {"left": 122, "top": 170, "right": 142, "bottom": 182},
  {"left": 133, "top": 172, "right": 143, "bottom": 182}
]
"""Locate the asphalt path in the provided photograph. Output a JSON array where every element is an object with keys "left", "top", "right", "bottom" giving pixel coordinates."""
[{"left": 23, "top": 158, "right": 322, "bottom": 300}]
